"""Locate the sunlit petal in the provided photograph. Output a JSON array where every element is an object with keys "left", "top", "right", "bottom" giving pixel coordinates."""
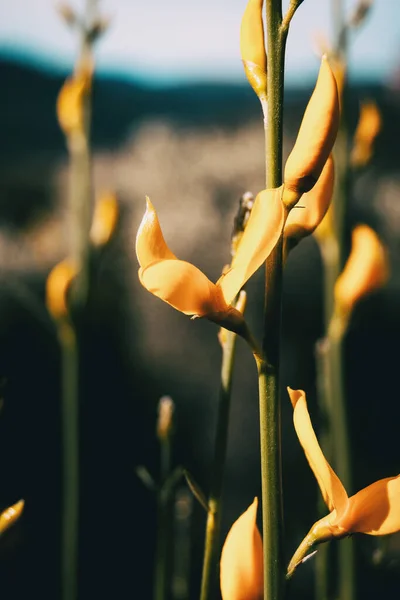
[
  {"left": 0, "top": 500, "right": 24, "bottom": 536},
  {"left": 46, "top": 260, "right": 76, "bottom": 320},
  {"left": 220, "top": 498, "right": 263, "bottom": 600},
  {"left": 90, "top": 191, "right": 119, "bottom": 247},
  {"left": 284, "top": 57, "right": 339, "bottom": 201},
  {"left": 287, "top": 388, "right": 348, "bottom": 516},
  {"left": 285, "top": 155, "right": 334, "bottom": 242},
  {"left": 139, "top": 259, "right": 224, "bottom": 316},
  {"left": 136, "top": 197, "right": 176, "bottom": 269},
  {"left": 218, "top": 186, "right": 284, "bottom": 305},
  {"left": 351, "top": 100, "right": 382, "bottom": 168},
  {"left": 340, "top": 475, "right": 400, "bottom": 536},
  {"left": 334, "top": 225, "right": 389, "bottom": 314}
]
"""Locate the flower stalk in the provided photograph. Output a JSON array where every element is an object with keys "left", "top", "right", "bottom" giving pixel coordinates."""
[{"left": 199, "top": 294, "right": 245, "bottom": 600}]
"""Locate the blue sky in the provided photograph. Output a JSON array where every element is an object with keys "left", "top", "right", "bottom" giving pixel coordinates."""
[{"left": 0, "top": 0, "right": 399, "bottom": 85}]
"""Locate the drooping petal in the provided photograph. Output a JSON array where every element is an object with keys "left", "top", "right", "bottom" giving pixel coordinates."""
[
  {"left": 334, "top": 225, "right": 389, "bottom": 315},
  {"left": 136, "top": 197, "right": 176, "bottom": 269},
  {"left": 139, "top": 259, "right": 224, "bottom": 316},
  {"left": 287, "top": 388, "right": 348, "bottom": 516},
  {"left": 218, "top": 186, "right": 284, "bottom": 305},
  {"left": 240, "top": 0, "right": 267, "bottom": 98},
  {"left": 340, "top": 475, "right": 400, "bottom": 536},
  {"left": 284, "top": 56, "right": 339, "bottom": 204},
  {"left": 220, "top": 498, "right": 263, "bottom": 600},
  {"left": 284, "top": 155, "right": 334, "bottom": 243}
]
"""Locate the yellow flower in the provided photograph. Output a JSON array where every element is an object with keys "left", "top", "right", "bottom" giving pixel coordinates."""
[
  {"left": 283, "top": 56, "right": 339, "bottom": 208},
  {"left": 57, "top": 61, "right": 92, "bottom": 137},
  {"left": 351, "top": 100, "right": 382, "bottom": 168},
  {"left": 90, "top": 191, "right": 119, "bottom": 248},
  {"left": 0, "top": 500, "right": 24, "bottom": 536},
  {"left": 334, "top": 224, "right": 389, "bottom": 317},
  {"left": 46, "top": 260, "right": 76, "bottom": 320},
  {"left": 284, "top": 154, "right": 334, "bottom": 244},
  {"left": 135, "top": 188, "right": 284, "bottom": 333},
  {"left": 240, "top": 0, "right": 267, "bottom": 100},
  {"left": 220, "top": 497, "right": 263, "bottom": 600},
  {"left": 287, "top": 387, "right": 400, "bottom": 577}
]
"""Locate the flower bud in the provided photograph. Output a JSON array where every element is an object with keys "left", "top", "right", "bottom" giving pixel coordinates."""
[
  {"left": 0, "top": 500, "right": 24, "bottom": 536},
  {"left": 90, "top": 192, "right": 119, "bottom": 247},
  {"left": 350, "top": 100, "right": 381, "bottom": 168},
  {"left": 156, "top": 396, "right": 174, "bottom": 441},
  {"left": 46, "top": 260, "right": 76, "bottom": 320},
  {"left": 283, "top": 56, "right": 339, "bottom": 208},
  {"left": 57, "top": 64, "right": 92, "bottom": 137},
  {"left": 240, "top": 0, "right": 267, "bottom": 99}
]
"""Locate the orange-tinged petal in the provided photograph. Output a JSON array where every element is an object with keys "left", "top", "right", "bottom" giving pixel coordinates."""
[
  {"left": 287, "top": 388, "right": 348, "bottom": 516},
  {"left": 139, "top": 259, "right": 225, "bottom": 317},
  {"left": 284, "top": 56, "right": 339, "bottom": 201},
  {"left": 218, "top": 186, "right": 284, "bottom": 305},
  {"left": 340, "top": 475, "right": 400, "bottom": 536},
  {"left": 220, "top": 498, "right": 263, "bottom": 600},
  {"left": 334, "top": 225, "right": 389, "bottom": 314},
  {"left": 285, "top": 155, "right": 334, "bottom": 242},
  {"left": 240, "top": 0, "right": 267, "bottom": 98},
  {"left": 136, "top": 197, "right": 176, "bottom": 268}
]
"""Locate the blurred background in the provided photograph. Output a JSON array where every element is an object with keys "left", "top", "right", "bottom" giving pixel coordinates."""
[{"left": 0, "top": 0, "right": 400, "bottom": 598}]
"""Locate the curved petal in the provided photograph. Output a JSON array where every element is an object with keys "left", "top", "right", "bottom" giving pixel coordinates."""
[
  {"left": 218, "top": 186, "right": 284, "bottom": 305},
  {"left": 220, "top": 498, "right": 263, "bottom": 600},
  {"left": 284, "top": 56, "right": 339, "bottom": 197},
  {"left": 334, "top": 225, "right": 389, "bottom": 314},
  {"left": 139, "top": 259, "right": 224, "bottom": 316},
  {"left": 340, "top": 475, "right": 400, "bottom": 536},
  {"left": 284, "top": 155, "right": 334, "bottom": 242},
  {"left": 136, "top": 197, "right": 176, "bottom": 269},
  {"left": 287, "top": 388, "right": 348, "bottom": 516}
]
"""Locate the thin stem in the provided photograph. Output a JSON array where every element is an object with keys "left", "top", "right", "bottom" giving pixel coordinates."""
[
  {"left": 199, "top": 327, "right": 239, "bottom": 600},
  {"left": 258, "top": 2, "right": 287, "bottom": 599},
  {"left": 59, "top": 322, "right": 79, "bottom": 600},
  {"left": 154, "top": 443, "right": 173, "bottom": 600}
]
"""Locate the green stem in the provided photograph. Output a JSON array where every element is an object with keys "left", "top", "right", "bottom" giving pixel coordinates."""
[
  {"left": 199, "top": 328, "right": 239, "bottom": 600},
  {"left": 59, "top": 321, "right": 79, "bottom": 600},
  {"left": 154, "top": 430, "right": 174, "bottom": 600},
  {"left": 258, "top": 2, "right": 288, "bottom": 599}
]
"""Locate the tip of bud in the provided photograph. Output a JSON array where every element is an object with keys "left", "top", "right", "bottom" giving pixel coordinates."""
[{"left": 157, "top": 396, "right": 175, "bottom": 441}]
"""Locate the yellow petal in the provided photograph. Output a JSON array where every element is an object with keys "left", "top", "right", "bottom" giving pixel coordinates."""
[
  {"left": 218, "top": 186, "right": 284, "bottom": 305},
  {"left": 90, "top": 191, "right": 119, "bottom": 247},
  {"left": 136, "top": 197, "right": 176, "bottom": 268},
  {"left": 139, "top": 259, "right": 225, "bottom": 316},
  {"left": 284, "top": 56, "right": 339, "bottom": 203},
  {"left": 351, "top": 100, "right": 382, "bottom": 168},
  {"left": 220, "top": 498, "right": 263, "bottom": 600},
  {"left": 340, "top": 475, "right": 400, "bottom": 536},
  {"left": 46, "top": 260, "right": 76, "bottom": 320},
  {"left": 240, "top": 0, "right": 267, "bottom": 98},
  {"left": 287, "top": 388, "right": 348, "bottom": 515},
  {"left": 334, "top": 225, "right": 389, "bottom": 315},
  {"left": 0, "top": 500, "right": 24, "bottom": 536},
  {"left": 284, "top": 155, "right": 334, "bottom": 242}
]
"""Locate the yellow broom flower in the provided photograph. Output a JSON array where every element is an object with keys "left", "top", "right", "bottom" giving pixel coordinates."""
[
  {"left": 0, "top": 500, "right": 24, "bottom": 536},
  {"left": 284, "top": 155, "right": 334, "bottom": 243},
  {"left": 46, "top": 260, "right": 76, "bottom": 320},
  {"left": 283, "top": 56, "right": 339, "bottom": 208},
  {"left": 90, "top": 191, "right": 119, "bottom": 247},
  {"left": 220, "top": 498, "right": 263, "bottom": 600},
  {"left": 240, "top": 0, "right": 267, "bottom": 100},
  {"left": 351, "top": 100, "right": 382, "bottom": 168},
  {"left": 136, "top": 188, "right": 284, "bottom": 334},
  {"left": 287, "top": 388, "right": 400, "bottom": 577},
  {"left": 334, "top": 224, "right": 389, "bottom": 318}
]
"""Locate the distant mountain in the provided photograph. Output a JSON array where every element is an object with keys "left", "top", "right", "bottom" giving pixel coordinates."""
[{"left": 1, "top": 55, "right": 399, "bottom": 170}]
